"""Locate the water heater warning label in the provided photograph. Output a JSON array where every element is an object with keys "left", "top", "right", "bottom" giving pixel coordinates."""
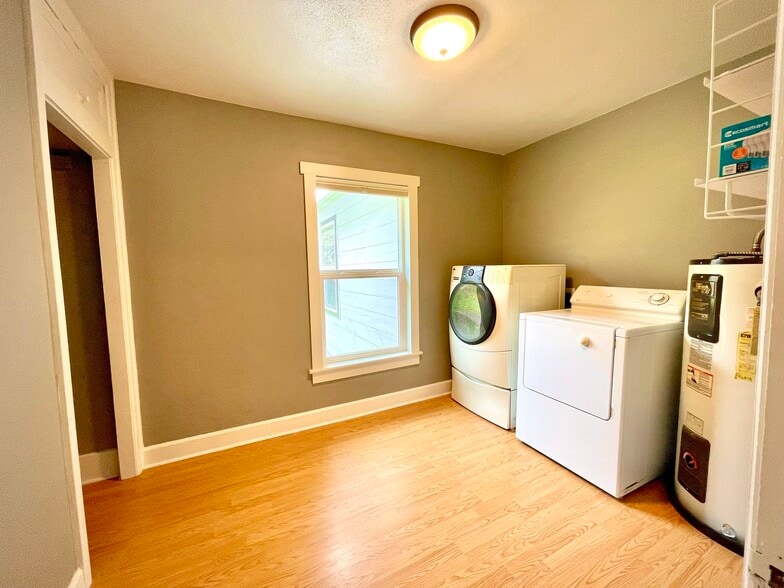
[
  {"left": 688, "top": 340, "right": 714, "bottom": 371},
  {"left": 686, "top": 363, "right": 714, "bottom": 397},
  {"left": 685, "top": 411, "right": 705, "bottom": 435},
  {"left": 735, "top": 305, "right": 760, "bottom": 381},
  {"left": 735, "top": 332, "right": 757, "bottom": 381}
]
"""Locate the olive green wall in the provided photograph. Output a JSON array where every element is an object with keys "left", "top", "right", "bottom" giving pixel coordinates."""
[
  {"left": 503, "top": 74, "right": 764, "bottom": 289},
  {"left": 115, "top": 82, "right": 504, "bottom": 446},
  {"left": 118, "top": 71, "right": 765, "bottom": 447}
]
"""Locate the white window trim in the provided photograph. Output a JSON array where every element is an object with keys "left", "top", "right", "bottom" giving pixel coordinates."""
[{"left": 301, "top": 162, "right": 421, "bottom": 384}]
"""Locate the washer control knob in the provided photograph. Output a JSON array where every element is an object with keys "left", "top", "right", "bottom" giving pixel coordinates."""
[
  {"left": 579, "top": 336, "right": 591, "bottom": 348},
  {"left": 649, "top": 292, "right": 670, "bottom": 305}
]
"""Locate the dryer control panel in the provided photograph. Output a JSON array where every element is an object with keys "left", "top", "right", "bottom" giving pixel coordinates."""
[{"left": 571, "top": 286, "right": 686, "bottom": 319}]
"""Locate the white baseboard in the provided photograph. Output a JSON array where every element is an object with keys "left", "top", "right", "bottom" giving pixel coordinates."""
[
  {"left": 79, "top": 448, "right": 119, "bottom": 484},
  {"left": 144, "top": 380, "right": 451, "bottom": 469},
  {"left": 68, "top": 567, "right": 86, "bottom": 588}
]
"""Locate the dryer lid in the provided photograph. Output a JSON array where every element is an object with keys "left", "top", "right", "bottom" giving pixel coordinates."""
[{"left": 522, "top": 315, "right": 616, "bottom": 420}]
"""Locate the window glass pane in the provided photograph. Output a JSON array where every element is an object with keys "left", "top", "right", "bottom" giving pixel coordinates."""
[
  {"left": 324, "top": 279, "right": 338, "bottom": 315},
  {"left": 325, "top": 277, "right": 400, "bottom": 358},
  {"left": 317, "top": 189, "right": 400, "bottom": 270},
  {"left": 319, "top": 216, "right": 337, "bottom": 270}
]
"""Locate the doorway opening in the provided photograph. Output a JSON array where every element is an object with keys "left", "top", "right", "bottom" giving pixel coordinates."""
[{"left": 47, "top": 122, "right": 120, "bottom": 483}]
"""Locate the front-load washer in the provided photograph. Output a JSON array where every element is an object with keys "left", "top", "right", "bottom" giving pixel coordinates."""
[
  {"left": 449, "top": 264, "right": 565, "bottom": 429},
  {"left": 516, "top": 285, "right": 686, "bottom": 497}
]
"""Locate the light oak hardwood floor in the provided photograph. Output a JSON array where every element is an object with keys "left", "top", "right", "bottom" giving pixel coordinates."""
[{"left": 83, "top": 396, "right": 742, "bottom": 587}]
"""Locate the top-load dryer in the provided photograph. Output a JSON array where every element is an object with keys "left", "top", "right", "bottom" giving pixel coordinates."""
[
  {"left": 449, "top": 264, "right": 565, "bottom": 429},
  {"left": 516, "top": 285, "right": 686, "bottom": 497}
]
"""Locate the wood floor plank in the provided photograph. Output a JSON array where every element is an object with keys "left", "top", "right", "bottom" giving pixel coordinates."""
[{"left": 83, "top": 396, "right": 743, "bottom": 586}]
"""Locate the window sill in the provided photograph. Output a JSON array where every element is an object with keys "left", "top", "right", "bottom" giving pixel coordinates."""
[{"left": 310, "top": 351, "right": 422, "bottom": 384}]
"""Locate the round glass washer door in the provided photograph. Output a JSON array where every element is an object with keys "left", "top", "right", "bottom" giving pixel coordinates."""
[{"left": 448, "top": 282, "right": 496, "bottom": 344}]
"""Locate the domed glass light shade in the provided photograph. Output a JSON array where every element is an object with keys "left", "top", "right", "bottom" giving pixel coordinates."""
[{"left": 410, "top": 4, "right": 480, "bottom": 61}]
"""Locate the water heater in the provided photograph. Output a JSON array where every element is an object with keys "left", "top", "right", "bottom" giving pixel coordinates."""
[{"left": 673, "top": 253, "right": 763, "bottom": 551}]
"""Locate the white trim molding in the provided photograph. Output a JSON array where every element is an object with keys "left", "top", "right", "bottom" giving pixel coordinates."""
[
  {"left": 23, "top": 0, "right": 144, "bottom": 581},
  {"left": 68, "top": 567, "right": 87, "bottom": 588},
  {"left": 299, "top": 162, "right": 420, "bottom": 188},
  {"left": 28, "top": 0, "right": 144, "bottom": 483},
  {"left": 746, "top": 2, "right": 784, "bottom": 584},
  {"left": 145, "top": 380, "right": 451, "bottom": 468},
  {"left": 309, "top": 351, "right": 423, "bottom": 383},
  {"left": 79, "top": 449, "right": 120, "bottom": 484}
]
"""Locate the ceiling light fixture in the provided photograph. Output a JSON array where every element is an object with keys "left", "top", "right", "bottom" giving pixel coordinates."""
[{"left": 410, "top": 4, "right": 480, "bottom": 62}]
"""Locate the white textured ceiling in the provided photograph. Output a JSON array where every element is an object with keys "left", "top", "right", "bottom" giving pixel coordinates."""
[{"left": 67, "top": 0, "right": 727, "bottom": 154}]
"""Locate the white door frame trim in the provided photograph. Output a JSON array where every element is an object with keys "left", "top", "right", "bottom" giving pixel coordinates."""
[
  {"left": 745, "top": 1, "right": 784, "bottom": 583},
  {"left": 22, "top": 0, "right": 144, "bottom": 581},
  {"left": 26, "top": 0, "right": 144, "bottom": 477},
  {"left": 43, "top": 98, "right": 145, "bottom": 480}
]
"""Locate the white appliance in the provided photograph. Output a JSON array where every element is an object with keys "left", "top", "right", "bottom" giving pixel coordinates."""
[
  {"left": 674, "top": 254, "right": 763, "bottom": 549},
  {"left": 449, "top": 264, "right": 565, "bottom": 429},
  {"left": 516, "top": 285, "right": 686, "bottom": 498}
]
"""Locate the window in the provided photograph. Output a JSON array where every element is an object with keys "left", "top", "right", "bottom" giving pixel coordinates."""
[{"left": 301, "top": 162, "right": 420, "bottom": 383}]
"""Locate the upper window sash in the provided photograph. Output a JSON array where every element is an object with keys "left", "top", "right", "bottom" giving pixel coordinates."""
[{"left": 316, "top": 188, "right": 403, "bottom": 273}]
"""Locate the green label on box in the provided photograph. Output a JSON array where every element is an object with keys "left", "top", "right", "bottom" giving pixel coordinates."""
[{"left": 719, "top": 115, "right": 771, "bottom": 177}]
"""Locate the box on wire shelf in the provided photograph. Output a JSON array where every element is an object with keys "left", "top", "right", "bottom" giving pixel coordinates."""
[{"left": 719, "top": 115, "right": 771, "bottom": 177}]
